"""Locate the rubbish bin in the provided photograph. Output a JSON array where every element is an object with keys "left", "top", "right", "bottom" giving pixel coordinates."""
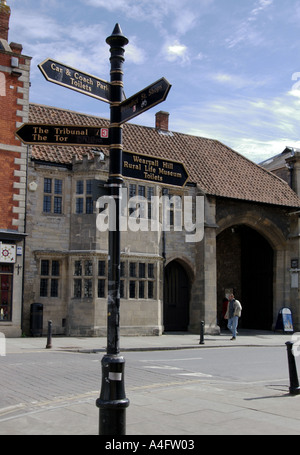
[{"left": 30, "top": 303, "right": 43, "bottom": 337}]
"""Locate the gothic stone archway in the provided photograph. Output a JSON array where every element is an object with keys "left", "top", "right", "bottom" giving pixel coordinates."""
[{"left": 217, "top": 225, "right": 274, "bottom": 330}]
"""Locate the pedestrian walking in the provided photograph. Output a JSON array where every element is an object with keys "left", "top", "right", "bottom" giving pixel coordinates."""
[{"left": 226, "top": 293, "right": 242, "bottom": 340}]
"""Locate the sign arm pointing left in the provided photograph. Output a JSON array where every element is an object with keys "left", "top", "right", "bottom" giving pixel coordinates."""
[
  {"left": 38, "top": 58, "right": 112, "bottom": 104},
  {"left": 16, "top": 123, "right": 110, "bottom": 147}
]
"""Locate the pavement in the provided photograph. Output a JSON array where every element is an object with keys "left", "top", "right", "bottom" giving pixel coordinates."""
[
  {"left": 1, "top": 330, "right": 300, "bottom": 436},
  {"left": 4, "top": 329, "right": 296, "bottom": 354}
]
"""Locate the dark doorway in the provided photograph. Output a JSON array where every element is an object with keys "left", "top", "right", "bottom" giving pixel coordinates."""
[
  {"left": 217, "top": 226, "right": 274, "bottom": 330},
  {"left": 164, "top": 261, "right": 190, "bottom": 331},
  {"left": 241, "top": 227, "right": 273, "bottom": 330}
]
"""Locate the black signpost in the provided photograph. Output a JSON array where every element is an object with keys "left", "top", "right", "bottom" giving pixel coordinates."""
[
  {"left": 18, "top": 23, "right": 176, "bottom": 436},
  {"left": 95, "top": 24, "right": 130, "bottom": 437}
]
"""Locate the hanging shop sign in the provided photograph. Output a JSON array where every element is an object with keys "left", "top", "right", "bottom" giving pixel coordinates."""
[{"left": 0, "top": 244, "right": 16, "bottom": 263}]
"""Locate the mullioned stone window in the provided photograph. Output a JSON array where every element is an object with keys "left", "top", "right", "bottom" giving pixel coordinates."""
[
  {"left": 43, "top": 178, "right": 63, "bottom": 214},
  {"left": 39, "top": 259, "right": 60, "bottom": 298},
  {"left": 128, "top": 261, "right": 156, "bottom": 300},
  {"left": 75, "top": 179, "right": 93, "bottom": 214},
  {"left": 73, "top": 260, "right": 93, "bottom": 298}
]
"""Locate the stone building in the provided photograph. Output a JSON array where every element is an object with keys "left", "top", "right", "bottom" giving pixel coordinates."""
[
  {"left": 261, "top": 146, "right": 300, "bottom": 325},
  {"left": 260, "top": 147, "right": 300, "bottom": 192},
  {"left": 0, "top": 0, "right": 31, "bottom": 336},
  {"left": 21, "top": 103, "right": 300, "bottom": 336},
  {"left": 2, "top": 1, "right": 300, "bottom": 338}
]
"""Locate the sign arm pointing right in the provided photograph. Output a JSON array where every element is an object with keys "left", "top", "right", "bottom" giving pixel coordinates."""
[{"left": 119, "top": 77, "right": 171, "bottom": 124}]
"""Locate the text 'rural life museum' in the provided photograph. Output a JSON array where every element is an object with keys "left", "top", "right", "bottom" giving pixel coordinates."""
[{"left": 1, "top": 0, "right": 300, "bottom": 339}]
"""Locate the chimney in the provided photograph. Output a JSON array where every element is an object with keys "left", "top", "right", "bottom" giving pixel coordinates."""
[
  {"left": 10, "top": 42, "right": 22, "bottom": 54},
  {"left": 155, "top": 111, "right": 169, "bottom": 131},
  {"left": 0, "top": 0, "right": 10, "bottom": 41}
]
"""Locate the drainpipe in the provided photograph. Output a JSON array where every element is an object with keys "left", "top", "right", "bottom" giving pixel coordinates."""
[{"left": 20, "top": 144, "right": 30, "bottom": 334}]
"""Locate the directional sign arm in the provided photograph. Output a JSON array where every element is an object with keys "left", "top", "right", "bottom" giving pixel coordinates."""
[
  {"left": 119, "top": 78, "right": 171, "bottom": 124},
  {"left": 38, "top": 58, "right": 112, "bottom": 103},
  {"left": 122, "top": 151, "right": 189, "bottom": 187},
  {"left": 16, "top": 123, "right": 110, "bottom": 147}
]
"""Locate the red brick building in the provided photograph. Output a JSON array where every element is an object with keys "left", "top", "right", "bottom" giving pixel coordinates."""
[{"left": 0, "top": 0, "right": 31, "bottom": 335}]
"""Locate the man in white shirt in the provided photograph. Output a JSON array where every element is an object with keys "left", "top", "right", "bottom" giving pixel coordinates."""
[{"left": 227, "top": 294, "right": 242, "bottom": 340}]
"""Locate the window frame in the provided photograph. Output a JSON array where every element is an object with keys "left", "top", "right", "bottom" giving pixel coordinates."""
[
  {"left": 75, "top": 179, "right": 94, "bottom": 215},
  {"left": 43, "top": 178, "right": 63, "bottom": 214},
  {"left": 0, "top": 264, "right": 13, "bottom": 321},
  {"left": 39, "top": 259, "right": 61, "bottom": 298},
  {"left": 97, "top": 259, "right": 107, "bottom": 298},
  {"left": 73, "top": 259, "right": 93, "bottom": 299},
  {"left": 127, "top": 261, "right": 156, "bottom": 300}
]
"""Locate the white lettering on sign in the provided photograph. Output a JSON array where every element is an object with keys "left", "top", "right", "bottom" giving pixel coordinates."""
[{"left": 101, "top": 128, "right": 109, "bottom": 138}]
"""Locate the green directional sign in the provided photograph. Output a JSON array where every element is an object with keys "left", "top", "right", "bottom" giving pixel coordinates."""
[
  {"left": 119, "top": 78, "right": 171, "bottom": 124},
  {"left": 16, "top": 123, "right": 110, "bottom": 147},
  {"left": 38, "top": 58, "right": 112, "bottom": 103}
]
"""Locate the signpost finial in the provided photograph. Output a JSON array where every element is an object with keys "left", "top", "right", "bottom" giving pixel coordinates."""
[{"left": 106, "top": 23, "right": 129, "bottom": 47}]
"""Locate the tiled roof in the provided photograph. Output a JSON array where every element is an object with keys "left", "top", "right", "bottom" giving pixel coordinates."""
[
  {"left": 28, "top": 103, "right": 300, "bottom": 208},
  {"left": 260, "top": 147, "right": 299, "bottom": 171}
]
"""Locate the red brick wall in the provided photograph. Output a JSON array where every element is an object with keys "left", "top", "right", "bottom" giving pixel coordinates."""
[
  {"left": 0, "top": 55, "right": 24, "bottom": 145},
  {"left": 0, "top": 54, "right": 25, "bottom": 230},
  {"left": 0, "top": 3, "right": 10, "bottom": 41},
  {"left": 0, "top": 150, "right": 19, "bottom": 229}
]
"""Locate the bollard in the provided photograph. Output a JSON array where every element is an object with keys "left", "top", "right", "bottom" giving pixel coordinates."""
[
  {"left": 96, "top": 354, "right": 129, "bottom": 435},
  {"left": 199, "top": 321, "right": 205, "bottom": 345},
  {"left": 285, "top": 342, "right": 300, "bottom": 395},
  {"left": 46, "top": 320, "right": 52, "bottom": 349}
]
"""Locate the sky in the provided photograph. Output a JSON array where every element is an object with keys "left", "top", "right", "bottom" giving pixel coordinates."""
[{"left": 7, "top": 0, "right": 300, "bottom": 163}]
